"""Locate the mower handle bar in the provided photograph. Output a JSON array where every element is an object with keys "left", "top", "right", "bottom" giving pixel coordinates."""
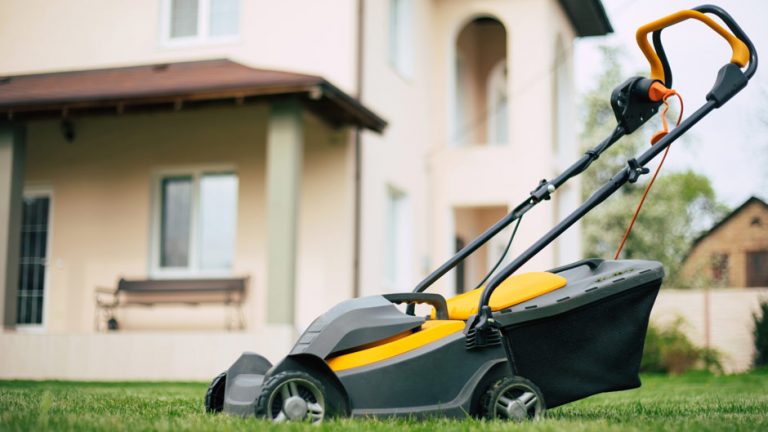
[
  {"left": 648, "top": 5, "right": 758, "bottom": 88},
  {"left": 407, "top": 6, "right": 756, "bottom": 327},
  {"left": 637, "top": 8, "right": 749, "bottom": 84},
  {"left": 471, "top": 6, "right": 757, "bottom": 329}
]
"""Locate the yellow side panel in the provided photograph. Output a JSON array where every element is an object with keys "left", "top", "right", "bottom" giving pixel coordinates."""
[
  {"left": 436, "top": 272, "right": 567, "bottom": 321},
  {"left": 326, "top": 320, "right": 465, "bottom": 372}
]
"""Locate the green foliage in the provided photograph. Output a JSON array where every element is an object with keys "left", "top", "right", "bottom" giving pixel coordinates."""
[
  {"left": 754, "top": 298, "right": 768, "bottom": 367},
  {"left": 641, "top": 318, "right": 723, "bottom": 375},
  {"left": 579, "top": 46, "right": 727, "bottom": 287}
]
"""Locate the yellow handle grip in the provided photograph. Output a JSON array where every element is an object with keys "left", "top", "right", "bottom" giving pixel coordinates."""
[{"left": 636, "top": 9, "right": 750, "bottom": 83}]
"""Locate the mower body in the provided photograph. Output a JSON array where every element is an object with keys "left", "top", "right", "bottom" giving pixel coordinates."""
[{"left": 216, "top": 258, "right": 662, "bottom": 418}]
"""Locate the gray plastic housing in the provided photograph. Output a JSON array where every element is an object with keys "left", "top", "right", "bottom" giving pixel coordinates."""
[
  {"left": 223, "top": 352, "right": 272, "bottom": 416},
  {"left": 290, "top": 295, "right": 424, "bottom": 358}
]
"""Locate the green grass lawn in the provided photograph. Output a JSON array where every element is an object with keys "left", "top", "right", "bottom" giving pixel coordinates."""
[{"left": 1, "top": 370, "right": 767, "bottom": 431}]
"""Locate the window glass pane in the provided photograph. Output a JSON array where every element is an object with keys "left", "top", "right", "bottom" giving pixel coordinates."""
[
  {"left": 385, "top": 188, "right": 411, "bottom": 290},
  {"left": 209, "top": 0, "right": 239, "bottom": 37},
  {"left": 170, "top": 0, "right": 199, "bottom": 38},
  {"left": 199, "top": 173, "right": 238, "bottom": 270},
  {"left": 389, "top": 0, "right": 413, "bottom": 77},
  {"left": 161, "top": 177, "right": 193, "bottom": 267}
]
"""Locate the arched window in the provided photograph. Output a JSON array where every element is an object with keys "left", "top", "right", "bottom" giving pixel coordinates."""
[{"left": 452, "top": 17, "right": 507, "bottom": 147}]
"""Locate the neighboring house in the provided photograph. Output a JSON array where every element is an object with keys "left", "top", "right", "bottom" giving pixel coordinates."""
[
  {"left": 0, "top": 0, "right": 610, "bottom": 379},
  {"left": 681, "top": 196, "right": 768, "bottom": 288}
]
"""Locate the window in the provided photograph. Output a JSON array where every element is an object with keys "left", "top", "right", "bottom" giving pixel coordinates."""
[
  {"left": 163, "top": 0, "right": 239, "bottom": 44},
  {"left": 16, "top": 192, "right": 51, "bottom": 327},
  {"left": 388, "top": 0, "right": 413, "bottom": 77},
  {"left": 747, "top": 250, "right": 768, "bottom": 287},
  {"left": 153, "top": 171, "right": 238, "bottom": 276},
  {"left": 710, "top": 253, "right": 729, "bottom": 285},
  {"left": 385, "top": 187, "right": 412, "bottom": 291},
  {"left": 453, "top": 17, "right": 507, "bottom": 146}
]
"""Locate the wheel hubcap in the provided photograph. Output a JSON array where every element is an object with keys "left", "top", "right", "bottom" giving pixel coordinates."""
[
  {"left": 283, "top": 396, "right": 308, "bottom": 420},
  {"left": 494, "top": 384, "right": 541, "bottom": 421},
  {"left": 268, "top": 379, "right": 325, "bottom": 423}
]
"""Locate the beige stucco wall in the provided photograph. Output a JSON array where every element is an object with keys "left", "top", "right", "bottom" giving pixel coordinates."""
[
  {"left": 0, "top": 0, "right": 589, "bottom": 379},
  {"left": 0, "top": 0, "right": 359, "bottom": 94},
  {"left": 356, "top": 0, "right": 435, "bottom": 296},
  {"left": 0, "top": 0, "right": 584, "bottom": 304},
  {"left": 23, "top": 104, "right": 353, "bottom": 333},
  {"left": 0, "top": 329, "right": 294, "bottom": 380}
]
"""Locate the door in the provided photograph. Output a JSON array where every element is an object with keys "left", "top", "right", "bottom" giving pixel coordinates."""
[
  {"left": 16, "top": 192, "right": 51, "bottom": 327},
  {"left": 746, "top": 250, "right": 768, "bottom": 287}
]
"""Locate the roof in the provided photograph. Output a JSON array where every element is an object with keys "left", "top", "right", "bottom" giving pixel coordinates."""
[
  {"left": 689, "top": 196, "right": 768, "bottom": 251},
  {"left": 558, "top": 0, "right": 613, "bottom": 37},
  {"left": 0, "top": 59, "right": 386, "bottom": 133}
]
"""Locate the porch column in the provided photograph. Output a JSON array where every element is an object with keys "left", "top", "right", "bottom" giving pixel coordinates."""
[
  {"left": 265, "top": 100, "right": 303, "bottom": 327},
  {"left": 0, "top": 124, "right": 25, "bottom": 329}
]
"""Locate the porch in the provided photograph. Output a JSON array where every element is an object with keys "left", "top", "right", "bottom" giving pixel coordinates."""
[{"left": 0, "top": 60, "right": 384, "bottom": 351}]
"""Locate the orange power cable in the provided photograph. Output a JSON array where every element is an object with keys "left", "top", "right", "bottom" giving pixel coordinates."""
[{"left": 614, "top": 90, "right": 684, "bottom": 260}]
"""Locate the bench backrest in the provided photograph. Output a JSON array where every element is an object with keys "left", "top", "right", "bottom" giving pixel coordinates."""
[{"left": 117, "top": 278, "right": 246, "bottom": 294}]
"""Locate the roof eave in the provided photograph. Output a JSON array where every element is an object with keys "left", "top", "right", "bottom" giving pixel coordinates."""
[{"left": 558, "top": 0, "right": 613, "bottom": 37}]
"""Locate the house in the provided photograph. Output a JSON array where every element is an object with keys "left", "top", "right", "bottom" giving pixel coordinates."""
[
  {"left": 0, "top": 0, "right": 610, "bottom": 380},
  {"left": 681, "top": 196, "right": 768, "bottom": 288}
]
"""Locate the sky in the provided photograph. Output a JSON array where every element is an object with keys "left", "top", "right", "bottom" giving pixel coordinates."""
[{"left": 574, "top": 0, "right": 768, "bottom": 207}]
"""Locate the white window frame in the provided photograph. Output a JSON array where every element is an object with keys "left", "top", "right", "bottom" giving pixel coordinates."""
[
  {"left": 388, "top": 0, "right": 414, "bottom": 79},
  {"left": 159, "top": 0, "right": 241, "bottom": 48},
  {"left": 383, "top": 185, "right": 413, "bottom": 292},
  {"left": 16, "top": 186, "right": 54, "bottom": 333},
  {"left": 149, "top": 166, "right": 238, "bottom": 279}
]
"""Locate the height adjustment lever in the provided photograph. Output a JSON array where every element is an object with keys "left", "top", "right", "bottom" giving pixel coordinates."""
[
  {"left": 530, "top": 179, "right": 555, "bottom": 202},
  {"left": 627, "top": 159, "right": 650, "bottom": 183}
]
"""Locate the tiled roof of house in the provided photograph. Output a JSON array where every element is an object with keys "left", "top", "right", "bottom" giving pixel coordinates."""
[{"left": 0, "top": 59, "right": 386, "bottom": 132}]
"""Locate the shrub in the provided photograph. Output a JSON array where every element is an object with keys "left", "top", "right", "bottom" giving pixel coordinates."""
[
  {"left": 641, "top": 317, "right": 723, "bottom": 375},
  {"left": 754, "top": 298, "right": 768, "bottom": 368}
]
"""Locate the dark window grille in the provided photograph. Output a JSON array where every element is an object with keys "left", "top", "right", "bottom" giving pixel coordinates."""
[{"left": 17, "top": 196, "right": 49, "bottom": 325}]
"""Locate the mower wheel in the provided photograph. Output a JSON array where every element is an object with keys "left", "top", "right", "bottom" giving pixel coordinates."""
[
  {"left": 204, "top": 371, "right": 227, "bottom": 413},
  {"left": 481, "top": 376, "right": 545, "bottom": 421},
  {"left": 254, "top": 371, "right": 327, "bottom": 423}
]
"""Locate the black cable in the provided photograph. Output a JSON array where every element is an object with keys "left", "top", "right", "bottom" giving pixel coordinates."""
[{"left": 474, "top": 216, "right": 523, "bottom": 289}]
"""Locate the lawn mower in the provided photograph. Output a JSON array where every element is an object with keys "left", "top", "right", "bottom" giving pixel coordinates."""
[{"left": 204, "top": 5, "right": 757, "bottom": 422}]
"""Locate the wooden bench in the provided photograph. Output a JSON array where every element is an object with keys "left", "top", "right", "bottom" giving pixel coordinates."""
[{"left": 95, "top": 277, "right": 247, "bottom": 331}]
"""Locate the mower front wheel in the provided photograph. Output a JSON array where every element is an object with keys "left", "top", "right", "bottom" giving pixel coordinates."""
[
  {"left": 254, "top": 371, "right": 327, "bottom": 423},
  {"left": 481, "top": 376, "right": 545, "bottom": 421},
  {"left": 204, "top": 371, "right": 227, "bottom": 413}
]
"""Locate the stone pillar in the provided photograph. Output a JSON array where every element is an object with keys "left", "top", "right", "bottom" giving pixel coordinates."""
[
  {"left": 0, "top": 124, "right": 25, "bottom": 328},
  {"left": 265, "top": 100, "right": 303, "bottom": 327}
]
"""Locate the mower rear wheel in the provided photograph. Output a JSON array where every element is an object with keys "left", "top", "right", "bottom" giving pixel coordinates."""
[
  {"left": 481, "top": 376, "right": 545, "bottom": 421},
  {"left": 204, "top": 371, "right": 227, "bottom": 413},
  {"left": 254, "top": 371, "right": 327, "bottom": 423}
]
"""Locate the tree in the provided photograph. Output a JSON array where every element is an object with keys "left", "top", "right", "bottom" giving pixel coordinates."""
[
  {"left": 580, "top": 46, "right": 727, "bottom": 287},
  {"left": 754, "top": 298, "right": 768, "bottom": 368}
]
